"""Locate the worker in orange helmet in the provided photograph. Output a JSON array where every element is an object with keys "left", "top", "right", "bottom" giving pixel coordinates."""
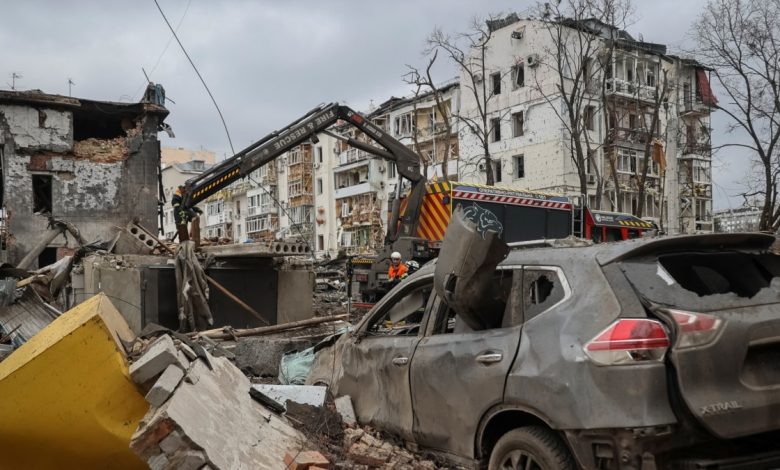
[{"left": 387, "top": 251, "right": 409, "bottom": 281}]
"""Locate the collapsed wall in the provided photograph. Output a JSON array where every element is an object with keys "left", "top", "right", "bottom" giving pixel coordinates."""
[{"left": 0, "top": 90, "right": 168, "bottom": 267}]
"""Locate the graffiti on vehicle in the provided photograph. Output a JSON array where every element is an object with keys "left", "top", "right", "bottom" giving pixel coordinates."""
[{"left": 463, "top": 203, "right": 504, "bottom": 239}]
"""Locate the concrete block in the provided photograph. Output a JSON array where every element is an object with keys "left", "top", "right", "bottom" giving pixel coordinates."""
[
  {"left": 334, "top": 395, "right": 356, "bottom": 426},
  {"left": 147, "top": 453, "right": 169, "bottom": 470},
  {"left": 146, "top": 364, "right": 185, "bottom": 407},
  {"left": 169, "top": 450, "right": 206, "bottom": 470},
  {"left": 130, "top": 335, "right": 185, "bottom": 384},
  {"left": 283, "top": 450, "right": 329, "bottom": 470},
  {"left": 233, "top": 338, "right": 311, "bottom": 377},
  {"left": 251, "top": 384, "right": 326, "bottom": 409},
  {"left": 158, "top": 429, "right": 185, "bottom": 455}
]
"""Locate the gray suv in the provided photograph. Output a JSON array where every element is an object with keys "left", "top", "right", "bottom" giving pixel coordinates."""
[{"left": 313, "top": 233, "right": 780, "bottom": 469}]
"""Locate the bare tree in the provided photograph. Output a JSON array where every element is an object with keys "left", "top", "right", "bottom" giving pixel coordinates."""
[
  {"left": 429, "top": 15, "right": 513, "bottom": 185},
  {"left": 694, "top": 0, "right": 780, "bottom": 230},
  {"left": 534, "top": 0, "right": 633, "bottom": 207},
  {"left": 403, "top": 50, "right": 456, "bottom": 181}
]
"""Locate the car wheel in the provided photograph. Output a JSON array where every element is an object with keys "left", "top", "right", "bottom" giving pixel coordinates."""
[{"left": 488, "top": 426, "right": 575, "bottom": 470}]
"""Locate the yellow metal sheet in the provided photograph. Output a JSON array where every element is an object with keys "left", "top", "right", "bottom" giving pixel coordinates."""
[{"left": 0, "top": 294, "right": 148, "bottom": 469}]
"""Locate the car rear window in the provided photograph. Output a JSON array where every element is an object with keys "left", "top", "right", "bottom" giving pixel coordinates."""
[{"left": 619, "top": 251, "right": 780, "bottom": 311}]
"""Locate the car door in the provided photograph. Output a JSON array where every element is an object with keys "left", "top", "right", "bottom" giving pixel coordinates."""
[
  {"left": 408, "top": 268, "right": 523, "bottom": 459},
  {"left": 337, "top": 276, "right": 434, "bottom": 441}
]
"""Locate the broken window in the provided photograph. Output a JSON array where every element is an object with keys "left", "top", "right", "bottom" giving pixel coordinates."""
[
  {"left": 512, "top": 111, "right": 524, "bottom": 137},
  {"left": 365, "top": 281, "right": 433, "bottom": 337},
  {"left": 513, "top": 64, "right": 525, "bottom": 89},
  {"left": 514, "top": 155, "right": 525, "bottom": 179},
  {"left": 491, "top": 72, "right": 502, "bottom": 95},
  {"left": 493, "top": 159, "right": 502, "bottom": 183},
  {"left": 491, "top": 117, "right": 501, "bottom": 142},
  {"left": 32, "top": 174, "right": 53, "bottom": 214},
  {"left": 318, "top": 235, "right": 324, "bottom": 251},
  {"left": 584, "top": 105, "right": 595, "bottom": 131},
  {"left": 523, "top": 269, "right": 566, "bottom": 321},
  {"left": 432, "top": 269, "right": 515, "bottom": 334},
  {"left": 316, "top": 178, "right": 323, "bottom": 195}
]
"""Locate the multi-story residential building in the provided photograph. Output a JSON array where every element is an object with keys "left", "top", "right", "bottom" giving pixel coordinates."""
[
  {"left": 713, "top": 206, "right": 763, "bottom": 233},
  {"left": 457, "top": 15, "right": 716, "bottom": 234}
]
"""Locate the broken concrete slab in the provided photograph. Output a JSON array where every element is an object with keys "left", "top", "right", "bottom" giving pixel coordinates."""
[
  {"left": 334, "top": 395, "right": 357, "bottom": 426},
  {"left": 131, "top": 355, "right": 305, "bottom": 469},
  {"left": 233, "top": 337, "right": 312, "bottom": 376},
  {"left": 145, "top": 364, "right": 185, "bottom": 407},
  {"left": 251, "top": 384, "right": 327, "bottom": 409},
  {"left": 129, "top": 334, "right": 187, "bottom": 384}
]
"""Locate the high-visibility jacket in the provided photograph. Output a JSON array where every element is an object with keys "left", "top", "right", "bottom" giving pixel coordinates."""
[{"left": 388, "top": 263, "right": 408, "bottom": 280}]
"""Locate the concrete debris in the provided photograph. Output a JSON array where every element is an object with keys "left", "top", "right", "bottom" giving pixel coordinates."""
[
  {"left": 251, "top": 384, "right": 327, "bottom": 409},
  {"left": 129, "top": 333, "right": 305, "bottom": 470},
  {"left": 129, "top": 334, "right": 187, "bottom": 384},
  {"left": 145, "top": 363, "right": 185, "bottom": 407},
  {"left": 234, "top": 337, "right": 312, "bottom": 377},
  {"left": 334, "top": 395, "right": 357, "bottom": 426}
]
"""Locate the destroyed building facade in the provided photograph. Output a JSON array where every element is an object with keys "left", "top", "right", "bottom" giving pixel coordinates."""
[
  {"left": 0, "top": 90, "right": 168, "bottom": 267},
  {"left": 457, "top": 16, "right": 716, "bottom": 234}
]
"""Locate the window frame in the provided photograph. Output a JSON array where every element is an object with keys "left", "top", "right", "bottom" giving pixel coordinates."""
[
  {"left": 521, "top": 266, "right": 572, "bottom": 322},
  {"left": 358, "top": 275, "right": 435, "bottom": 339},
  {"left": 424, "top": 266, "right": 523, "bottom": 337},
  {"left": 512, "top": 111, "right": 524, "bottom": 137},
  {"left": 513, "top": 154, "right": 525, "bottom": 179},
  {"left": 491, "top": 72, "right": 502, "bottom": 95}
]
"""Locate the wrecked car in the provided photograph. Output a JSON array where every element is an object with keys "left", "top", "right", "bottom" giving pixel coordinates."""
[{"left": 311, "top": 229, "right": 780, "bottom": 469}]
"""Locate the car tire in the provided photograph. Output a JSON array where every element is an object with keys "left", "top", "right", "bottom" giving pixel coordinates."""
[{"left": 488, "top": 426, "right": 575, "bottom": 470}]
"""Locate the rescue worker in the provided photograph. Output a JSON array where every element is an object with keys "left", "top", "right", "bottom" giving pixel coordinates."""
[
  {"left": 172, "top": 185, "right": 202, "bottom": 226},
  {"left": 387, "top": 251, "right": 408, "bottom": 281},
  {"left": 171, "top": 185, "right": 202, "bottom": 241}
]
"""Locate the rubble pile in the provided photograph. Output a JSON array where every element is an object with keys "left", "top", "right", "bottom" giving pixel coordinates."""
[
  {"left": 314, "top": 257, "right": 349, "bottom": 316},
  {"left": 128, "top": 334, "right": 306, "bottom": 469},
  {"left": 280, "top": 395, "right": 448, "bottom": 470}
]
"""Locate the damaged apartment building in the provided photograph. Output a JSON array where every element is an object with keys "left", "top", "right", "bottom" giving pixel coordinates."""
[{"left": 0, "top": 88, "right": 169, "bottom": 267}]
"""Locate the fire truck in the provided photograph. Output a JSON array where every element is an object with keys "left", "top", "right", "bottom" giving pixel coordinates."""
[{"left": 352, "top": 181, "right": 653, "bottom": 301}]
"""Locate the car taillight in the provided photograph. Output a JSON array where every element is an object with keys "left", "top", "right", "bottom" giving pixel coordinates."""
[
  {"left": 584, "top": 319, "right": 669, "bottom": 365},
  {"left": 666, "top": 309, "right": 722, "bottom": 349}
]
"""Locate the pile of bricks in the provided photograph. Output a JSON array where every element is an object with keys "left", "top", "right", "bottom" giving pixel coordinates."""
[{"left": 127, "top": 334, "right": 305, "bottom": 470}]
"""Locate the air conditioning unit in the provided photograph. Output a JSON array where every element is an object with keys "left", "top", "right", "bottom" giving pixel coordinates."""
[
  {"left": 314, "top": 163, "right": 321, "bottom": 170},
  {"left": 478, "top": 162, "right": 486, "bottom": 171},
  {"left": 474, "top": 73, "right": 484, "bottom": 83},
  {"left": 378, "top": 164, "right": 386, "bottom": 173},
  {"left": 526, "top": 54, "right": 540, "bottom": 67},
  {"left": 587, "top": 174, "right": 597, "bottom": 184}
]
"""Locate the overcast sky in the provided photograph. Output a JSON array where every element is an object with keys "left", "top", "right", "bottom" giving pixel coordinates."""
[{"left": 1, "top": 0, "right": 746, "bottom": 210}]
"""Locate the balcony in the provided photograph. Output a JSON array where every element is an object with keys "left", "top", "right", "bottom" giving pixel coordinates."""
[
  {"left": 605, "top": 78, "right": 657, "bottom": 103},
  {"left": 606, "top": 127, "right": 654, "bottom": 145},
  {"left": 415, "top": 122, "right": 452, "bottom": 140},
  {"left": 680, "top": 95, "right": 714, "bottom": 116},
  {"left": 339, "top": 148, "right": 372, "bottom": 166},
  {"left": 681, "top": 142, "right": 711, "bottom": 157},
  {"left": 335, "top": 182, "right": 372, "bottom": 199}
]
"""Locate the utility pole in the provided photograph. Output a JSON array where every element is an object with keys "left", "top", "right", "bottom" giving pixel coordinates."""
[{"left": 67, "top": 78, "right": 75, "bottom": 97}]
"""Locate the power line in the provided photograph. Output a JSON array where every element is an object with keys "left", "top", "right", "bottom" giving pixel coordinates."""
[
  {"left": 132, "top": 0, "right": 192, "bottom": 101},
  {"left": 153, "top": 0, "right": 235, "bottom": 154}
]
